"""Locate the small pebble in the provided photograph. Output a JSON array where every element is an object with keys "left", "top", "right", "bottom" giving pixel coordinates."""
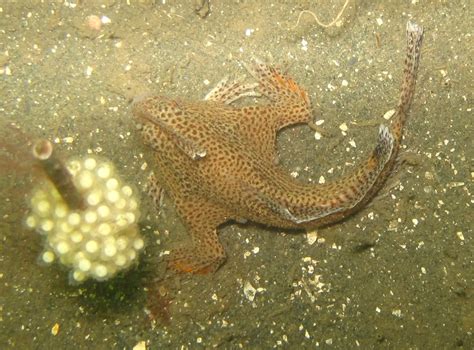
[
  {"left": 51, "top": 323, "right": 60, "bottom": 336},
  {"left": 243, "top": 281, "right": 257, "bottom": 301},
  {"left": 86, "top": 15, "right": 101, "bottom": 31},
  {"left": 101, "top": 15, "right": 111, "bottom": 25},
  {"left": 306, "top": 231, "right": 318, "bottom": 245},
  {"left": 133, "top": 341, "right": 147, "bottom": 350}
]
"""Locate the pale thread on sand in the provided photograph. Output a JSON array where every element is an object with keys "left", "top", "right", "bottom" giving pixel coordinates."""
[{"left": 291, "top": 0, "right": 351, "bottom": 30}]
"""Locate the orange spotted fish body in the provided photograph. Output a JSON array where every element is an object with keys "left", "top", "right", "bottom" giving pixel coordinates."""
[{"left": 133, "top": 22, "right": 424, "bottom": 273}]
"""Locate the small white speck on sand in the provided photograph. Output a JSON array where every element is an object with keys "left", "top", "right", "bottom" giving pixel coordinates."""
[
  {"left": 456, "top": 232, "right": 464, "bottom": 241},
  {"left": 2, "top": 65, "right": 12, "bottom": 75},
  {"left": 101, "top": 15, "right": 111, "bottom": 24},
  {"left": 301, "top": 38, "right": 308, "bottom": 51},
  {"left": 85, "top": 66, "right": 93, "bottom": 77},
  {"left": 244, "top": 28, "right": 255, "bottom": 37}
]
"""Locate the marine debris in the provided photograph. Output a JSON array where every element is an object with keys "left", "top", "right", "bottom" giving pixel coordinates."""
[{"left": 291, "top": 0, "right": 351, "bottom": 30}]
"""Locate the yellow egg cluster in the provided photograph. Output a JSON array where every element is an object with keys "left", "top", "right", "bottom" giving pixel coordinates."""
[{"left": 26, "top": 156, "right": 144, "bottom": 284}]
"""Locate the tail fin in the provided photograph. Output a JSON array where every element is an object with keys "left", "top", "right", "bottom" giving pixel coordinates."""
[
  {"left": 397, "top": 21, "right": 424, "bottom": 115},
  {"left": 284, "top": 22, "right": 424, "bottom": 225},
  {"left": 280, "top": 125, "right": 394, "bottom": 224}
]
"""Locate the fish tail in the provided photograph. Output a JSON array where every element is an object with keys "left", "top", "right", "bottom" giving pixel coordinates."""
[
  {"left": 391, "top": 21, "right": 424, "bottom": 144},
  {"left": 398, "top": 21, "right": 424, "bottom": 112},
  {"left": 285, "top": 22, "right": 424, "bottom": 225},
  {"left": 284, "top": 125, "right": 395, "bottom": 224}
]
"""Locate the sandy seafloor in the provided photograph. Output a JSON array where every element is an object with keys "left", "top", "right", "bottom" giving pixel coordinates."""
[{"left": 0, "top": 0, "right": 472, "bottom": 349}]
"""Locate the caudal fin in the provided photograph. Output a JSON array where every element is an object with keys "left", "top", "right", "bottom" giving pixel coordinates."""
[
  {"left": 390, "top": 21, "right": 424, "bottom": 151},
  {"left": 285, "top": 22, "right": 423, "bottom": 226},
  {"left": 280, "top": 125, "right": 394, "bottom": 224},
  {"left": 397, "top": 21, "right": 424, "bottom": 115}
]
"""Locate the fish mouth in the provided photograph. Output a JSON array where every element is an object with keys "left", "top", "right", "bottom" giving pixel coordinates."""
[
  {"left": 132, "top": 109, "right": 153, "bottom": 131},
  {"left": 131, "top": 103, "right": 148, "bottom": 131},
  {"left": 132, "top": 101, "right": 169, "bottom": 134},
  {"left": 131, "top": 95, "right": 177, "bottom": 129},
  {"left": 131, "top": 94, "right": 155, "bottom": 129}
]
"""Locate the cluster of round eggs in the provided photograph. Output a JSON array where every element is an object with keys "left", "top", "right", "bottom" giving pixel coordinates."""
[{"left": 26, "top": 156, "right": 144, "bottom": 284}]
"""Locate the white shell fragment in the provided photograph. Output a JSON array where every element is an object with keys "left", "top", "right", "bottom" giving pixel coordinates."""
[
  {"left": 101, "top": 15, "right": 112, "bottom": 25},
  {"left": 383, "top": 109, "right": 396, "bottom": 120},
  {"left": 243, "top": 281, "right": 257, "bottom": 301},
  {"left": 133, "top": 341, "right": 147, "bottom": 350},
  {"left": 306, "top": 230, "right": 318, "bottom": 245},
  {"left": 85, "top": 66, "right": 93, "bottom": 77}
]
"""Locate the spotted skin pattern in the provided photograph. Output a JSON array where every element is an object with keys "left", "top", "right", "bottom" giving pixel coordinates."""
[{"left": 133, "top": 22, "right": 424, "bottom": 274}]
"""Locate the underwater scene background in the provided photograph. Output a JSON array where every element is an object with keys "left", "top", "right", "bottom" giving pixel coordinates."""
[{"left": 0, "top": 1, "right": 472, "bottom": 348}]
